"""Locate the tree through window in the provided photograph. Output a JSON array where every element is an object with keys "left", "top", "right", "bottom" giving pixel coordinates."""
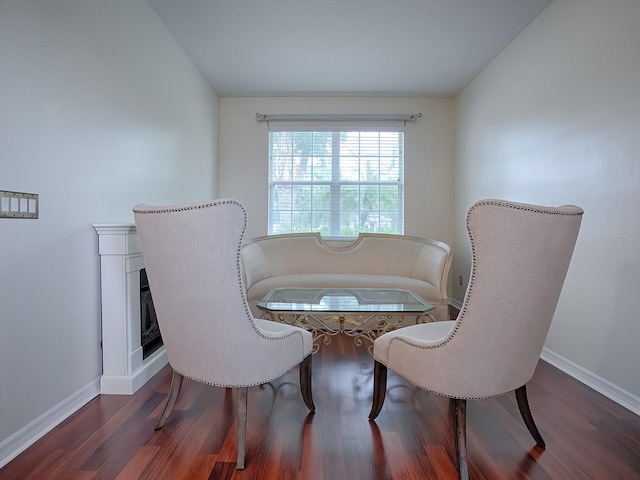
[{"left": 268, "top": 129, "right": 404, "bottom": 237}]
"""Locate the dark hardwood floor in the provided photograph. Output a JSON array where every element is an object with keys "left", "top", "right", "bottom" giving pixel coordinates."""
[{"left": 2, "top": 333, "right": 639, "bottom": 479}]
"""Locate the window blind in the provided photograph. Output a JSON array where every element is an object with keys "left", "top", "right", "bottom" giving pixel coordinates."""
[{"left": 268, "top": 127, "right": 404, "bottom": 238}]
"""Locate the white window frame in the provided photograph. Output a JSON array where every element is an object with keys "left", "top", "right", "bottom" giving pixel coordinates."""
[{"left": 267, "top": 123, "right": 405, "bottom": 239}]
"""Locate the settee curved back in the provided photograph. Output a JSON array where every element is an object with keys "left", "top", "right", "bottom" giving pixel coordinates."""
[{"left": 241, "top": 232, "right": 452, "bottom": 307}]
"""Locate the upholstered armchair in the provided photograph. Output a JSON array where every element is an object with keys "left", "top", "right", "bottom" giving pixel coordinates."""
[
  {"left": 133, "top": 199, "right": 315, "bottom": 469},
  {"left": 369, "top": 199, "right": 583, "bottom": 479}
]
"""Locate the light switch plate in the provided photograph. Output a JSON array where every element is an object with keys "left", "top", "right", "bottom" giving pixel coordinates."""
[{"left": 0, "top": 190, "right": 39, "bottom": 218}]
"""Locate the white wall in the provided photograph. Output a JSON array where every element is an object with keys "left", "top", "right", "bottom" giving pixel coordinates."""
[
  {"left": 220, "top": 97, "right": 455, "bottom": 243},
  {"left": 0, "top": 0, "right": 219, "bottom": 457},
  {"left": 455, "top": 0, "right": 640, "bottom": 400}
]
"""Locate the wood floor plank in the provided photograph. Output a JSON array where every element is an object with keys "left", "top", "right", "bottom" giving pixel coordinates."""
[
  {"left": 1, "top": 333, "right": 639, "bottom": 479},
  {"left": 113, "top": 445, "right": 161, "bottom": 480}
]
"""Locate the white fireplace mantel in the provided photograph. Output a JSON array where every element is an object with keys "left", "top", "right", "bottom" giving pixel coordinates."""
[{"left": 93, "top": 224, "right": 168, "bottom": 394}]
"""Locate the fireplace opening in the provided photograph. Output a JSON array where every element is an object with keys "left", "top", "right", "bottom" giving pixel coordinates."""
[{"left": 140, "top": 268, "right": 163, "bottom": 359}]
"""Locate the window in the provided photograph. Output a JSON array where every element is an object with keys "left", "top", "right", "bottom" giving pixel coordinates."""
[{"left": 268, "top": 128, "right": 404, "bottom": 237}]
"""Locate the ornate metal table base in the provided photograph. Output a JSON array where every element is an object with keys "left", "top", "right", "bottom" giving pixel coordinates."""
[{"left": 260, "top": 311, "right": 435, "bottom": 354}]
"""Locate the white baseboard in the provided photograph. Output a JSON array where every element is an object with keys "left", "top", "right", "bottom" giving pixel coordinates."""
[
  {"left": 0, "top": 378, "right": 100, "bottom": 469},
  {"left": 449, "top": 298, "right": 463, "bottom": 310},
  {"left": 540, "top": 348, "right": 640, "bottom": 416}
]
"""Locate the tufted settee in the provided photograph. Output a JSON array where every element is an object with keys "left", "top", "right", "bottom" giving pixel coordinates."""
[{"left": 240, "top": 232, "right": 453, "bottom": 322}]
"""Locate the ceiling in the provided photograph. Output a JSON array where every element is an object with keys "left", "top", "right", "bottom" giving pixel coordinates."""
[{"left": 146, "top": 0, "right": 552, "bottom": 98}]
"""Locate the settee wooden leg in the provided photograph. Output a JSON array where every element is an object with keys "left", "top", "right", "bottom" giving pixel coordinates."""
[
  {"left": 453, "top": 398, "right": 469, "bottom": 480},
  {"left": 236, "top": 387, "right": 248, "bottom": 469},
  {"left": 369, "top": 361, "right": 387, "bottom": 420},
  {"left": 515, "top": 385, "right": 546, "bottom": 448},
  {"left": 300, "top": 354, "right": 315, "bottom": 412},
  {"left": 155, "top": 370, "right": 183, "bottom": 430}
]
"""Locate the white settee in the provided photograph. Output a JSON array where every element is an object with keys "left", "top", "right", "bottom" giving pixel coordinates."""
[{"left": 240, "top": 232, "right": 453, "bottom": 322}]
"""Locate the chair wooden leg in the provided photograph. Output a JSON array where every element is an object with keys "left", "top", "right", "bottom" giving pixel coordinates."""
[
  {"left": 236, "top": 387, "right": 248, "bottom": 469},
  {"left": 368, "top": 361, "right": 388, "bottom": 420},
  {"left": 155, "top": 370, "right": 183, "bottom": 430},
  {"left": 453, "top": 398, "right": 469, "bottom": 480},
  {"left": 299, "top": 354, "right": 315, "bottom": 412},
  {"left": 515, "top": 385, "right": 546, "bottom": 448}
]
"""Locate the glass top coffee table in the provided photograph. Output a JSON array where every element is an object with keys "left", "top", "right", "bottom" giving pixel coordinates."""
[{"left": 257, "top": 287, "right": 435, "bottom": 354}]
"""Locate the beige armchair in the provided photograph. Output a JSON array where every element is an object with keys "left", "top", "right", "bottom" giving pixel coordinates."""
[
  {"left": 369, "top": 199, "right": 583, "bottom": 479},
  {"left": 133, "top": 199, "right": 315, "bottom": 469}
]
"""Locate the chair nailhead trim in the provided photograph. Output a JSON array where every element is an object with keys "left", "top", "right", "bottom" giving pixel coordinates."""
[
  {"left": 135, "top": 198, "right": 308, "bottom": 366},
  {"left": 385, "top": 199, "right": 583, "bottom": 375}
]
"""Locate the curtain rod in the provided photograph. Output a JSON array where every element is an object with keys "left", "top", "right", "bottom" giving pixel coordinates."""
[{"left": 256, "top": 113, "right": 422, "bottom": 123}]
